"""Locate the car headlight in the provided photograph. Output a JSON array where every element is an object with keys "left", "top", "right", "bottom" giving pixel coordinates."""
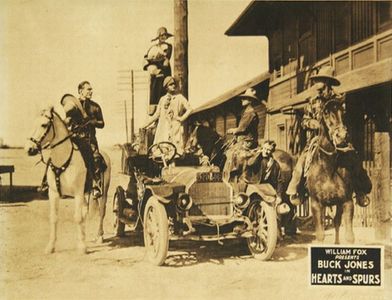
[
  {"left": 176, "top": 193, "right": 193, "bottom": 211},
  {"left": 233, "top": 193, "right": 250, "bottom": 210}
]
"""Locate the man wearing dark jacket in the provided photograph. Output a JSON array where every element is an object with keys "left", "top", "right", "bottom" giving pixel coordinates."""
[
  {"left": 224, "top": 88, "right": 259, "bottom": 182},
  {"left": 62, "top": 81, "right": 106, "bottom": 196}
]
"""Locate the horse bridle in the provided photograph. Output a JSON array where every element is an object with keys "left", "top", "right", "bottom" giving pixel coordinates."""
[
  {"left": 29, "top": 112, "right": 55, "bottom": 151},
  {"left": 30, "top": 110, "right": 73, "bottom": 151},
  {"left": 318, "top": 99, "right": 351, "bottom": 155}
]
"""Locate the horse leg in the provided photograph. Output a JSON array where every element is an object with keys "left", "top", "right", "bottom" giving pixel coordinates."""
[
  {"left": 334, "top": 204, "right": 343, "bottom": 244},
  {"left": 342, "top": 200, "right": 355, "bottom": 244},
  {"left": 96, "top": 192, "right": 106, "bottom": 244},
  {"left": 45, "top": 190, "right": 59, "bottom": 254},
  {"left": 74, "top": 194, "right": 88, "bottom": 254},
  {"left": 96, "top": 159, "right": 110, "bottom": 244},
  {"left": 311, "top": 199, "right": 324, "bottom": 242}
]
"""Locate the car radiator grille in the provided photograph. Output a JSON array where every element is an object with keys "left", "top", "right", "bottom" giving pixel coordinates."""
[{"left": 188, "top": 182, "right": 232, "bottom": 216}]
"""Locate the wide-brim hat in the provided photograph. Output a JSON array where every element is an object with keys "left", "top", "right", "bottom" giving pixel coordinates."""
[
  {"left": 238, "top": 88, "right": 259, "bottom": 101},
  {"left": 163, "top": 76, "right": 176, "bottom": 88},
  {"left": 60, "top": 94, "right": 87, "bottom": 118},
  {"left": 310, "top": 66, "right": 340, "bottom": 86},
  {"left": 151, "top": 27, "right": 173, "bottom": 41}
]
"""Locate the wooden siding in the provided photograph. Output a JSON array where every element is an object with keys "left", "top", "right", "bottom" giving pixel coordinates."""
[
  {"left": 316, "top": 3, "right": 333, "bottom": 61},
  {"left": 351, "top": 1, "right": 375, "bottom": 44},
  {"left": 268, "top": 30, "right": 392, "bottom": 113},
  {"left": 215, "top": 114, "right": 225, "bottom": 137},
  {"left": 268, "top": 1, "right": 392, "bottom": 82},
  {"left": 225, "top": 113, "right": 237, "bottom": 132},
  {"left": 352, "top": 44, "right": 374, "bottom": 69},
  {"left": 378, "top": 34, "right": 392, "bottom": 60}
]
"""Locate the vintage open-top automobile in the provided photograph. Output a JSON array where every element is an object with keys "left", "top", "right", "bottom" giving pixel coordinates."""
[{"left": 113, "top": 140, "right": 281, "bottom": 266}]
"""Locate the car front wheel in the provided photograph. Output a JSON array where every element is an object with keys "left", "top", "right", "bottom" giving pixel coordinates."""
[
  {"left": 143, "top": 197, "right": 169, "bottom": 266},
  {"left": 246, "top": 200, "right": 278, "bottom": 261}
]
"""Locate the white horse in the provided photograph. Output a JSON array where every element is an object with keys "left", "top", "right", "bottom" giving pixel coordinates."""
[{"left": 25, "top": 107, "right": 111, "bottom": 254}]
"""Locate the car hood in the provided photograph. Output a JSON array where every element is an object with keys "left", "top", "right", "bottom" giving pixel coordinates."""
[{"left": 161, "top": 165, "right": 220, "bottom": 187}]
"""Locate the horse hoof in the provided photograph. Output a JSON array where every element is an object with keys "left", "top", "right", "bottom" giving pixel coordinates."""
[
  {"left": 346, "top": 236, "right": 355, "bottom": 244},
  {"left": 78, "top": 246, "right": 88, "bottom": 255},
  {"left": 96, "top": 236, "right": 104, "bottom": 244},
  {"left": 77, "top": 243, "right": 87, "bottom": 254},
  {"left": 311, "top": 239, "right": 323, "bottom": 245},
  {"left": 45, "top": 246, "right": 55, "bottom": 254}
]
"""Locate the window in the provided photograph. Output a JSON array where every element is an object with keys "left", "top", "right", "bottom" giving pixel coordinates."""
[
  {"left": 351, "top": 1, "right": 374, "bottom": 43},
  {"left": 378, "top": 1, "right": 392, "bottom": 31},
  {"left": 334, "top": 2, "right": 350, "bottom": 51}
]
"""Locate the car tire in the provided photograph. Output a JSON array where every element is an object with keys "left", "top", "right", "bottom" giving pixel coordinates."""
[
  {"left": 113, "top": 186, "right": 126, "bottom": 237},
  {"left": 143, "top": 197, "right": 169, "bottom": 266},
  {"left": 246, "top": 200, "right": 278, "bottom": 261}
]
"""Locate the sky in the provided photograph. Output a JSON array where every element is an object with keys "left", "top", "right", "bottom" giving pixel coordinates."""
[{"left": 0, "top": 0, "right": 268, "bottom": 146}]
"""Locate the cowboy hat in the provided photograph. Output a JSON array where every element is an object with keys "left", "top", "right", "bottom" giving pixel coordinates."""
[
  {"left": 151, "top": 27, "right": 173, "bottom": 41},
  {"left": 60, "top": 94, "right": 88, "bottom": 118},
  {"left": 163, "top": 76, "right": 176, "bottom": 88},
  {"left": 238, "top": 88, "right": 259, "bottom": 101},
  {"left": 310, "top": 66, "right": 340, "bottom": 86}
]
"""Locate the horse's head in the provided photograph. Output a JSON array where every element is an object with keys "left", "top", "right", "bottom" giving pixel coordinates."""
[
  {"left": 184, "top": 124, "right": 200, "bottom": 154},
  {"left": 322, "top": 99, "right": 348, "bottom": 148},
  {"left": 25, "top": 107, "right": 55, "bottom": 156}
]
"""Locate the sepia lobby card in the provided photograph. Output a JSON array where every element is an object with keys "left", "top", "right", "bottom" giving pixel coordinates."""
[{"left": 0, "top": 1, "right": 390, "bottom": 299}]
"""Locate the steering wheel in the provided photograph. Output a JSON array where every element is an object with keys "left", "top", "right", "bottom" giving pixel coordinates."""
[{"left": 147, "top": 142, "right": 177, "bottom": 166}]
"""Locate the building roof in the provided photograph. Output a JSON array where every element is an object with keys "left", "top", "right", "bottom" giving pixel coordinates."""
[
  {"left": 191, "top": 71, "right": 270, "bottom": 115},
  {"left": 225, "top": 1, "right": 304, "bottom": 36}
]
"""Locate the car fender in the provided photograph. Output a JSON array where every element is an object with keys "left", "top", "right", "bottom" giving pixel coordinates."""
[
  {"left": 145, "top": 183, "right": 185, "bottom": 204},
  {"left": 245, "top": 183, "right": 277, "bottom": 204}
]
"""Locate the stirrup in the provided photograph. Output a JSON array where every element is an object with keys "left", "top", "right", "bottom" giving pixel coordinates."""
[
  {"left": 92, "top": 186, "right": 102, "bottom": 198},
  {"left": 289, "top": 194, "right": 302, "bottom": 206}
]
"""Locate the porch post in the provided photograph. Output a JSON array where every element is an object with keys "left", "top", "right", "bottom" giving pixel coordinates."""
[{"left": 373, "top": 132, "right": 391, "bottom": 241}]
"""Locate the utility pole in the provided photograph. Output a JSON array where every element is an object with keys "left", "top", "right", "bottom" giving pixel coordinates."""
[
  {"left": 118, "top": 68, "right": 148, "bottom": 143},
  {"left": 174, "top": 0, "right": 188, "bottom": 99},
  {"left": 131, "top": 69, "right": 135, "bottom": 141},
  {"left": 124, "top": 100, "right": 129, "bottom": 143}
]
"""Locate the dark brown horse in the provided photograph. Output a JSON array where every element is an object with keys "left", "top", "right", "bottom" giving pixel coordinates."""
[{"left": 307, "top": 99, "right": 355, "bottom": 244}]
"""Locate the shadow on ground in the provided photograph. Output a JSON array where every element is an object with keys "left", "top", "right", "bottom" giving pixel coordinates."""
[
  {"left": 164, "top": 234, "right": 313, "bottom": 267},
  {"left": 105, "top": 231, "right": 144, "bottom": 249},
  {"left": 0, "top": 185, "right": 47, "bottom": 202}
]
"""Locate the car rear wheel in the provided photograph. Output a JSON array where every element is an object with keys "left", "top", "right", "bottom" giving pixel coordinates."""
[
  {"left": 143, "top": 197, "right": 169, "bottom": 266},
  {"left": 113, "top": 186, "right": 126, "bottom": 237},
  {"left": 247, "top": 200, "right": 278, "bottom": 261}
]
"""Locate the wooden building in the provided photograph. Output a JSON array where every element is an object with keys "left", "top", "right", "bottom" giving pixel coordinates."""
[{"left": 224, "top": 1, "right": 391, "bottom": 236}]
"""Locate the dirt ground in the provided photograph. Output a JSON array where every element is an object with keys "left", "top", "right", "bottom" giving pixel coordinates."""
[
  {"left": 0, "top": 197, "right": 390, "bottom": 300},
  {"left": 1, "top": 148, "right": 391, "bottom": 299}
]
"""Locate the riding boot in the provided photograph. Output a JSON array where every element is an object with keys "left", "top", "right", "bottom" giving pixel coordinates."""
[
  {"left": 354, "top": 192, "right": 370, "bottom": 207},
  {"left": 286, "top": 152, "right": 306, "bottom": 206}
]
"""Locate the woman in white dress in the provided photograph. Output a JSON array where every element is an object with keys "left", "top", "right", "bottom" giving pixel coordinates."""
[{"left": 144, "top": 76, "right": 192, "bottom": 155}]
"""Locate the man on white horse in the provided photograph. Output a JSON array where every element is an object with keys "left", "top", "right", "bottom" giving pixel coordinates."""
[{"left": 61, "top": 81, "right": 106, "bottom": 197}]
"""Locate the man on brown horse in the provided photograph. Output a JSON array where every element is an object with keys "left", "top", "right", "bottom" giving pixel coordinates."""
[{"left": 286, "top": 67, "right": 371, "bottom": 207}]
